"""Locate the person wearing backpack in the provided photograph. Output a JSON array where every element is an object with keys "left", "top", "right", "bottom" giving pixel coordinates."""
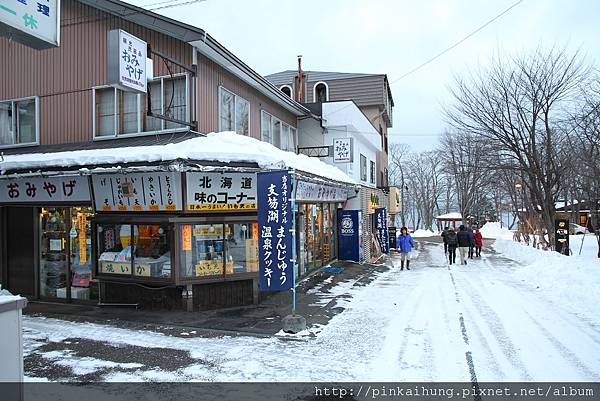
[
  {"left": 395, "top": 226, "right": 414, "bottom": 271},
  {"left": 446, "top": 227, "right": 458, "bottom": 265},
  {"left": 457, "top": 225, "right": 471, "bottom": 265}
]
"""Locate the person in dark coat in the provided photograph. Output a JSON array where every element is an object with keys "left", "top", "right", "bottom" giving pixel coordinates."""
[
  {"left": 441, "top": 226, "right": 449, "bottom": 254},
  {"left": 395, "top": 226, "right": 414, "bottom": 271},
  {"left": 446, "top": 227, "right": 458, "bottom": 265},
  {"left": 457, "top": 225, "right": 472, "bottom": 265},
  {"left": 467, "top": 227, "right": 476, "bottom": 259},
  {"left": 474, "top": 228, "right": 483, "bottom": 257}
]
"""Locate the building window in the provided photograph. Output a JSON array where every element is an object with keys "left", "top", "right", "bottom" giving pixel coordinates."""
[
  {"left": 93, "top": 75, "right": 189, "bottom": 139},
  {"left": 260, "top": 110, "right": 296, "bottom": 152},
  {"left": 219, "top": 87, "right": 249, "bottom": 136},
  {"left": 280, "top": 85, "right": 293, "bottom": 99},
  {"left": 370, "top": 160, "right": 376, "bottom": 184},
  {"left": 313, "top": 81, "right": 329, "bottom": 103},
  {"left": 0, "top": 97, "right": 38, "bottom": 147},
  {"left": 360, "top": 154, "right": 367, "bottom": 182}
]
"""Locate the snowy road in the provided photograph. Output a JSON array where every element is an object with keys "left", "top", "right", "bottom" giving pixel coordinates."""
[{"left": 23, "top": 240, "right": 600, "bottom": 381}]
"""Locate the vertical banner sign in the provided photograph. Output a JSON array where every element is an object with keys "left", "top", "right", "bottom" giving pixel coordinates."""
[
  {"left": 375, "top": 207, "right": 389, "bottom": 254},
  {"left": 258, "top": 171, "right": 293, "bottom": 291},
  {"left": 337, "top": 209, "right": 360, "bottom": 262},
  {"left": 555, "top": 219, "right": 570, "bottom": 255},
  {"left": 77, "top": 213, "right": 87, "bottom": 264}
]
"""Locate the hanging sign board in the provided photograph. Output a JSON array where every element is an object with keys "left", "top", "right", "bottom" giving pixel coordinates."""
[
  {"left": 185, "top": 172, "right": 257, "bottom": 211},
  {"left": 295, "top": 180, "right": 349, "bottom": 203},
  {"left": 0, "top": 0, "right": 59, "bottom": 49},
  {"left": 92, "top": 172, "right": 183, "bottom": 212},
  {"left": 107, "top": 29, "right": 147, "bottom": 93},
  {"left": 375, "top": 207, "right": 389, "bottom": 254},
  {"left": 257, "top": 171, "right": 293, "bottom": 291},
  {"left": 332, "top": 138, "right": 353, "bottom": 162},
  {"left": 0, "top": 176, "right": 90, "bottom": 204}
]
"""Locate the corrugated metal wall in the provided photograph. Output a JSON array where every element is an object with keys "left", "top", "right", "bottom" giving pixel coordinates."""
[
  {"left": 306, "top": 76, "right": 385, "bottom": 106},
  {"left": 196, "top": 55, "right": 297, "bottom": 138},
  {"left": 0, "top": 0, "right": 192, "bottom": 145}
]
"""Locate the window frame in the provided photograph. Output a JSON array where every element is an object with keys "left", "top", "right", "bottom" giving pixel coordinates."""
[
  {"left": 218, "top": 86, "right": 250, "bottom": 136},
  {"left": 0, "top": 96, "right": 40, "bottom": 149},
  {"left": 279, "top": 85, "right": 294, "bottom": 100},
  {"left": 370, "top": 160, "right": 376, "bottom": 184},
  {"left": 260, "top": 110, "right": 297, "bottom": 152},
  {"left": 360, "top": 154, "right": 367, "bottom": 182},
  {"left": 92, "top": 73, "right": 190, "bottom": 140},
  {"left": 312, "top": 81, "right": 329, "bottom": 103}
]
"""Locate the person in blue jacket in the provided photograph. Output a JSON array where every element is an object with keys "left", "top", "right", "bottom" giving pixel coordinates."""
[{"left": 395, "top": 226, "right": 414, "bottom": 271}]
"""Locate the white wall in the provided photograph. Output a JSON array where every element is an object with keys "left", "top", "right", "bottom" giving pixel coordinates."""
[{"left": 297, "top": 101, "right": 381, "bottom": 187}]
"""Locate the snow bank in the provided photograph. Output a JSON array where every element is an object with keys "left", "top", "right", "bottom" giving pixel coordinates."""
[
  {"left": 0, "top": 294, "right": 23, "bottom": 305},
  {"left": 479, "top": 222, "right": 513, "bottom": 240},
  {"left": 0, "top": 132, "right": 355, "bottom": 184},
  {"left": 412, "top": 229, "right": 437, "bottom": 238},
  {"left": 494, "top": 238, "right": 600, "bottom": 322}
]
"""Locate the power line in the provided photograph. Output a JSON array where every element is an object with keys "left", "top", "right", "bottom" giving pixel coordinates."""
[
  {"left": 389, "top": 0, "right": 524, "bottom": 86},
  {"left": 324, "top": 0, "right": 524, "bottom": 119}
]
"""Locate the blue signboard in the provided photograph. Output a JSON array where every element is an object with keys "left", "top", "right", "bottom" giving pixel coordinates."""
[
  {"left": 338, "top": 209, "right": 360, "bottom": 262},
  {"left": 258, "top": 171, "right": 293, "bottom": 291},
  {"left": 375, "top": 207, "right": 389, "bottom": 254}
]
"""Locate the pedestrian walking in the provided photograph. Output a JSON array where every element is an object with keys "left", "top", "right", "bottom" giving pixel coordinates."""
[
  {"left": 396, "top": 226, "right": 414, "bottom": 271},
  {"left": 447, "top": 227, "right": 458, "bottom": 265},
  {"left": 441, "top": 226, "right": 449, "bottom": 254},
  {"left": 457, "top": 225, "right": 471, "bottom": 265},
  {"left": 467, "top": 227, "right": 475, "bottom": 259},
  {"left": 474, "top": 228, "right": 483, "bottom": 257}
]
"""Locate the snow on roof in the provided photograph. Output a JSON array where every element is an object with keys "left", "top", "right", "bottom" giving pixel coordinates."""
[
  {"left": 0, "top": 132, "right": 355, "bottom": 185},
  {"left": 435, "top": 212, "right": 463, "bottom": 220}
]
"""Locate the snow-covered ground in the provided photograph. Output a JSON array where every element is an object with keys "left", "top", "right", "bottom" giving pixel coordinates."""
[
  {"left": 412, "top": 229, "right": 437, "bottom": 238},
  {"left": 22, "top": 241, "right": 600, "bottom": 382}
]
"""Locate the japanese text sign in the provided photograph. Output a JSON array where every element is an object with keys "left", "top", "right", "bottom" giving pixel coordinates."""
[
  {"left": 333, "top": 138, "right": 353, "bottom": 163},
  {"left": 0, "top": 0, "right": 59, "bottom": 49},
  {"left": 92, "top": 172, "right": 182, "bottom": 212},
  {"left": 0, "top": 176, "right": 90, "bottom": 203},
  {"left": 375, "top": 207, "right": 389, "bottom": 254},
  {"left": 186, "top": 172, "right": 257, "bottom": 212},
  {"left": 107, "top": 29, "right": 147, "bottom": 93},
  {"left": 258, "top": 171, "right": 293, "bottom": 291},
  {"left": 295, "top": 180, "right": 349, "bottom": 202}
]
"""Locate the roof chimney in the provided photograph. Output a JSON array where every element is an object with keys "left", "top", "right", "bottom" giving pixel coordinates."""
[{"left": 296, "top": 55, "right": 304, "bottom": 103}]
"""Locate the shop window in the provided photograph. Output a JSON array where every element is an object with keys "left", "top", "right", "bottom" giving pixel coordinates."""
[
  {"left": 133, "top": 224, "right": 172, "bottom": 278},
  {"left": 0, "top": 97, "right": 38, "bottom": 147},
  {"left": 360, "top": 154, "right": 367, "bottom": 182},
  {"left": 219, "top": 87, "right": 249, "bottom": 136},
  {"left": 225, "top": 223, "right": 259, "bottom": 275},
  {"left": 180, "top": 224, "right": 226, "bottom": 278},
  {"left": 97, "top": 223, "right": 172, "bottom": 279}
]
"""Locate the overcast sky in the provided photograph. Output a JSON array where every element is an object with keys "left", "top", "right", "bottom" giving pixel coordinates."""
[{"left": 128, "top": 0, "right": 600, "bottom": 151}]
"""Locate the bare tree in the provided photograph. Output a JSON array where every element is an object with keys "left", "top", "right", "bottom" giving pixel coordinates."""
[
  {"left": 388, "top": 143, "right": 411, "bottom": 226},
  {"left": 405, "top": 151, "right": 444, "bottom": 230},
  {"left": 440, "top": 130, "right": 493, "bottom": 222},
  {"left": 445, "top": 46, "right": 590, "bottom": 247}
]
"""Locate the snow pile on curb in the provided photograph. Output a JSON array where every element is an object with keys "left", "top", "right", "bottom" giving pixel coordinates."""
[
  {"left": 480, "top": 222, "right": 513, "bottom": 239},
  {"left": 494, "top": 239, "right": 600, "bottom": 322},
  {"left": 0, "top": 132, "right": 354, "bottom": 184},
  {"left": 412, "top": 229, "right": 437, "bottom": 238}
]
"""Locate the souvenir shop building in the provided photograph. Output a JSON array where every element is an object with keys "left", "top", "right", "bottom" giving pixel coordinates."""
[{"left": 0, "top": 136, "right": 354, "bottom": 310}]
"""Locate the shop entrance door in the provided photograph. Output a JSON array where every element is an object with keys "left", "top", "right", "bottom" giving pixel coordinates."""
[
  {"left": 5, "top": 206, "right": 36, "bottom": 296},
  {"left": 39, "top": 208, "right": 69, "bottom": 299}
]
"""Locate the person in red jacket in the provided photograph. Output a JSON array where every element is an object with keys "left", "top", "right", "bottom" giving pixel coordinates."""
[{"left": 474, "top": 228, "right": 483, "bottom": 257}]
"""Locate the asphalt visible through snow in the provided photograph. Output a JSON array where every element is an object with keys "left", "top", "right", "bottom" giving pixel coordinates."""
[{"left": 22, "top": 240, "right": 600, "bottom": 382}]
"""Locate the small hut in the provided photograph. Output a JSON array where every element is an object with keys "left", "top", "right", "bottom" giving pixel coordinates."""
[{"left": 435, "top": 212, "right": 463, "bottom": 229}]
